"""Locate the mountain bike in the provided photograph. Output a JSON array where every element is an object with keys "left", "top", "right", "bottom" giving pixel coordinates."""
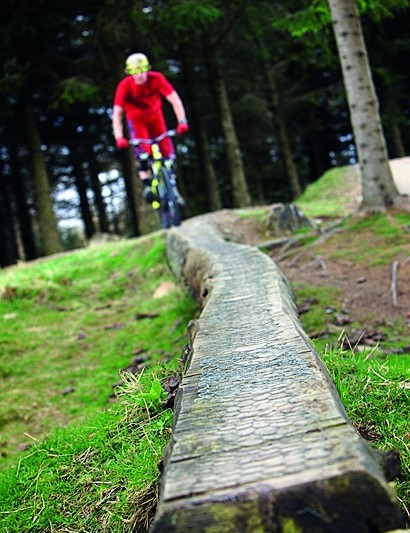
[{"left": 129, "top": 130, "right": 182, "bottom": 229}]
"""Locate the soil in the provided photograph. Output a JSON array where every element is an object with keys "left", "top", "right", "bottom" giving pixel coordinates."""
[{"left": 199, "top": 191, "right": 410, "bottom": 345}]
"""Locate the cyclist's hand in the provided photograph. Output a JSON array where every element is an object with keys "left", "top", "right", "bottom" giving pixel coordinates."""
[
  {"left": 176, "top": 121, "right": 189, "bottom": 135},
  {"left": 116, "top": 137, "right": 129, "bottom": 149}
]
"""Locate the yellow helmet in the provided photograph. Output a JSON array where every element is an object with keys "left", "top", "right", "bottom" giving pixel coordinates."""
[{"left": 125, "top": 53, "right": 151, "bottom": 75}]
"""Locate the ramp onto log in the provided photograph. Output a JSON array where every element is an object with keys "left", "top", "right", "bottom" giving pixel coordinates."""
[{"left": 150, "top": 218, "right": 404, "bottom": 533}]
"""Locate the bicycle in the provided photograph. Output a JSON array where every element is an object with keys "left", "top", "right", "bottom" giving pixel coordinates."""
[{"left": 129, "top": 130, "right": 182, "bottom": 229}]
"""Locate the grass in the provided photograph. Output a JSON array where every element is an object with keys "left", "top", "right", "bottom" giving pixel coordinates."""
[
  {"left": 0, "top": 235, "right": 195, "bottom": 465},
  {"left": 0, "top": 233, "right": 198, "bottom": 532},
  {"left": 336, "top": 212, "right": 410, "bottom": 266},
  {"left": 289, "top": 164, "right": 410, "bottom": 524},
  {"left": 296, "top": 167, "right": 410, "bottom": 266},
  {"left": 319, "top": 335, "right": 410, "bottom": 523},
  {"left": 296, "top": 165, "right": 359, "bottom": 218},
  {"left": 1, "top": 160, "right": 409, "bottom": 530},
  {"left": 291, "top": 283, "right": 344, "bottom": 337},
  {"left": 0, "top": 373, "right": 173, "bottom": 532},
  {"left": 292, "top": 273, "right": 410, "bottom": 525},
  {"left": 235, "top": 207, "right": 271, "bottom": 222}
]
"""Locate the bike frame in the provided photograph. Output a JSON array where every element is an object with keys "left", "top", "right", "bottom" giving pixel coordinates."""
[{"left": 129, "top": 130, "right": 181, "bottom": 229}]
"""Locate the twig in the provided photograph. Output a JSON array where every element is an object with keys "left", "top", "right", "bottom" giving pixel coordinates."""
[
  {"left": 283, "top": 226, "right": 347, "bottom": 266},
  {"left": 257, "top": 236, "right": 296, "bottom": 250},
  {"left": 370, "top": 366, "right": 389, "bottom": 383},
  {"left": 299, "top": 255, "right": 328, "bottom": 275},
  {"left": 391, "top": 260, "right": 399, "bottom": 307},
  {"left": 32, "top": 494, "right": 45, "bottom": 523},
  {"left": 276, "top": 237, "right": 300, "bottom": 259},
  {"left": 396, "top": 494, "right": 410, "bottom": 520},
  {"left": 315, "top": 256, "right": 328, "bottom": 274},
  {"left": 24, "top": 432, "right": 40, "bottom": 442}
]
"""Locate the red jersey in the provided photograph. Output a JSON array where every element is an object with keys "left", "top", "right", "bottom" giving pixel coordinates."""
[{"left": 113, "top": 71, "right": 174, "bottom": 120}]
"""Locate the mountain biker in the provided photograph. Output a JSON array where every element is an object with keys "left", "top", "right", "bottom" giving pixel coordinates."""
[{"left": 112, "top": 52, "right": 189, "bottom": 203}]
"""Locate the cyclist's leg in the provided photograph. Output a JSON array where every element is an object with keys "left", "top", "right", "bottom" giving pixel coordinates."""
[
  {"left": 128, "top": 119, "right": 158, "bottom": 203},
  {"left": 128, "top": 119, "right": 152, "bottom": 180},
  {"left": 149, "top": 113, "right": 175, "bottom": 158}
]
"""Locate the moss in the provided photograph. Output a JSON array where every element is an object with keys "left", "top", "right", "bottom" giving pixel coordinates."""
[
  {"left": 279, "top": 516, "right": 303, "bottom": 533},
  {"left": 162, "top": 500, "right": 268, "bottom": 532},
  {"left": 206, "top": 501, "right": 267, "bottom": 532}
]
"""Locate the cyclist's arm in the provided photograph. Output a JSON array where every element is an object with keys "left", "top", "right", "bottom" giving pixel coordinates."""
[
  {"left": 166, "top": 91, "right": 187, "bottom": 124},
  {"left": 112, "top": 104, "right": 125, "bottom": 140}
]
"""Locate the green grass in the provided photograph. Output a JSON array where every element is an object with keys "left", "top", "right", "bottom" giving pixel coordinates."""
[
  {"left": 293, "top": 279, "right": 410, "bottom": 523},
  {"left": 235, "top": 207, "right": 270, "bottom": 222},
  {"left": 320, "top": 336, "right": 410, "bottom": 521},
  {"left": 296, "top": 166, "right": 357, "bottom": 218},
  {"left": 291, "top": 283, "right": 343, "bottom": 337},
  {"left": 1, "top": 161, "right": 410, "bottom": 530},
  {"left": 0, "top": 374, "right": 173, "bottom": 532},
  {"left": 289, "top": 167, "right": 410, "bottom": 523},
  {"left": 0, "top": 234, "right": 198, "bottom": 532},
  {"left": 0, "top": 236, "right": 195, "bottom": 465},
  {"left": 284, "top": 211, "right": 410, "bottom": 267},
  {"left": 347, "top": 212, "right": 410, "bottom": 237}
]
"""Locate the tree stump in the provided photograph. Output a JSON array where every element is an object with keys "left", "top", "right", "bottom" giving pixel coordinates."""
[{"left": 268, "top": 203, "right": 315, "bottom": 235}]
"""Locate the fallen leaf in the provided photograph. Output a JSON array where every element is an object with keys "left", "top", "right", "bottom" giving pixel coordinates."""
[
  {"left": 3, "top": 313, "right": 17, "bottom": 320},
  {"left": 61, "top": 386, "right": 75, "bottom": 396},
  {"left": 153, "top": 281, "right": 176, "bottom": 299}
]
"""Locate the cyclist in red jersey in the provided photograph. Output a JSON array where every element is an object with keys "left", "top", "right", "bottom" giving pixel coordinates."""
[{"left": 112, "top": 53, "right": 188, "bottom": 202}]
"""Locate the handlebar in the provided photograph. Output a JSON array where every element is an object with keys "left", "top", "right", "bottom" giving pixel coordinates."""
[{"left": 129, "top": 129, "right": 177, "bottom": 146}]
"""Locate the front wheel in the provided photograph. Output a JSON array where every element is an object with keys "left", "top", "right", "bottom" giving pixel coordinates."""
[{"left": 157, "top": 168, "right": 181, "bottom": 229}]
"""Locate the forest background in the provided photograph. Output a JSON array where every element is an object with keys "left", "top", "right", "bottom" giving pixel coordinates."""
[{"left": 1, "top": 0, "right": 409, "bottom": 267}]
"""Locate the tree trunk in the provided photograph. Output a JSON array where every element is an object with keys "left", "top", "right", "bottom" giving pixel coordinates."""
[
  {"left": 119, "top": 147, "right": 141, "bottom": 237},
  {"left": 24, "top": 98, "right": 62, "bottom": 255},
  {"left": 205, "top": 41, "right": 251, "bottom": 208},
  {"left": 305, "top": 106, "right": 333, "bottom": 180},
  {"left": 193, "top": 119, "right": 222, "bottom": 212},
  {"left": 265, "top": 60, "right": 302, "bottom": 199},
  {"left": 88, "top": 159, "right": 110, "bottom": 233},
  {"left": 384, "top": 91, "right": 406, "bottom": 158},
  {"left": 328, "top": 0, "right": 403, "bottom": 212},
  {"left": 0, "top": 165, "right": 19, "bottom": 267},
  {"left": 253, "top": 170, "right": 266, "bottom": 205},
  {"left": 70, "top": 146, "right": 96, "bottom": 239},
  {"left": 181, "top": 48, "right": 222, "bottom": 212},
  {"left": 8, "top": 142, "right": 38, "bottom": 260},
  {"left": 389, "top": 122, "right": 406, "bottom": 159}
]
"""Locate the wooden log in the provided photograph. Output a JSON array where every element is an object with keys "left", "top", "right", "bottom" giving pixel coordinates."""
[{"left": 151, "top": 218, "right": 404, "bottom": 533}]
